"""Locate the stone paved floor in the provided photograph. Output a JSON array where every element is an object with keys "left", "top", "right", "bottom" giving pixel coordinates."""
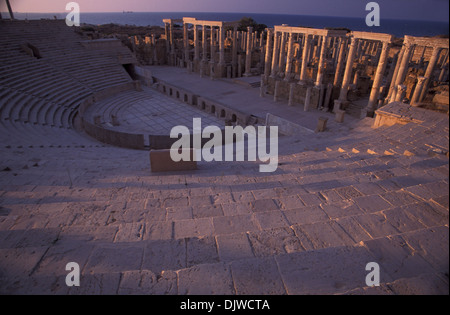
[
  {"left": 84, "top": 87, "right": 224, "bottom": 135},
  {"left": 0, "top": 69, "right": 448, "bottom": 295},
  {"left": 146, "top": 66, "right": 362, "bottom": 133}
]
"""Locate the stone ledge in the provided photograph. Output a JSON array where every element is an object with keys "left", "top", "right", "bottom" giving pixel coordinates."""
[{"left": 373, "top": 102, "right": 448, "bottom": 128}]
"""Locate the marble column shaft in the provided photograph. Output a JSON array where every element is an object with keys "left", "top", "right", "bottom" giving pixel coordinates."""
[
  {"left": 367, "top": 41, "right": 390, "bottom": 113},
  {"left": 333, "top": 39, "right": 347, "bottom": 86},
  {"left": 419, "top": 46, "right": 442, "bottom": 102},
  {"left": 264, "top": 29, "right": 274, "bottom": 78},
  {"left": 183, "top": 23, "right": 189, "bottom": 62},
  {"left": 338, "top": 37, "right": 358, "bottom": 101},
  {"left": 244, "top": 26, "right": 253, "bottom": 76},
  {"left": 393, "top": 42, "right": 413, "bottom": 88},
  {"left": 219, "top": 26, "right": 225, "bottom": 65},
  {"left": 411, "top": 76, "right": 427, "bottom": 106},
  {"left": 315, "top": 35, "right": 328, "bottom": 86},
  {"left": 284, "top": 32, "right": 294, "bottom": 81},
  {"left": 270, "top": 31, "right": 280, "bottom": 77},
  {"left": 299, "top": 35, "right": 311, "bottom": 82},
  {"left": 194, "top": 25, "right": 200, "bottom": 61}
]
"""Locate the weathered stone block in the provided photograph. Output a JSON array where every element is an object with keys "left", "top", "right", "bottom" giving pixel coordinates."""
[{"left": 150, "top": 149, "right": 197, "bottom": 173}]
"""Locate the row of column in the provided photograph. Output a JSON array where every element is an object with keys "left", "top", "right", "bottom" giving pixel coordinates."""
[
  {"left": 265, "top": 31, "right": 349, "bottom": 87},
  {"left": 169, "top": 23, "right": 261, "bottom": 77},
  {"left": 386, "top": 41, "right": 448, "bottom": 105}
]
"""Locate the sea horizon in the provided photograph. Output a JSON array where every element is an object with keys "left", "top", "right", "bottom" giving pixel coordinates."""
[{"left": 2, "top": 11, "right": 449, "bottom": 37}]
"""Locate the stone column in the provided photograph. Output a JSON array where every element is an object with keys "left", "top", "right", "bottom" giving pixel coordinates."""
[
  {"left": 419, "top": 46, "right": 442, "bottom": 102},
  {"left": 169, "top": 21, "right": 174, "bottom": 54},
  {"left": 183, "top": 23, "right": 189, "bottom": 63},
  {"left": 366, "top": 41, "right": 390, "bottom": 115},
  {"left": 202, "top": 25, "right": 207, "bottom": 61},
  {"left": 393, "top": 42, "right": 413, "bottom": 90},
  {"left": 260, "top": 75, "right": 266, "bottom": 97},
  {"left": 299, "top": 34, "right": 311, "bottom": 83},
  {"left": 315, "top": 35, "right": 328, "bottom": 87},
  {"left": 304, "top": 86, "right": 312, "bottom": 111},
  {"left": 264, "top": 28, "right": 274, "bottom": 78},
  {"left": 274, "top": 80, "right": 280, "bottom": 102},
  {"left": 288, "top": 83, "right": 295, "bottom": 106},
  {"left": 411, "top": 76, "right": 427, "bottom": 106},
  {"left": 387, "top": 46, "right": 405, "bottom": 101},
  {"left": 164, "top": 22, "right": 170, "bottom": 54},
  {"left": 194, "top": 25, "right": 200, "bottom": 62},
  {"left": 232, "top": 26, "right": 238, "bottom": 77},
  {"left": 324, "top": 83, "right": 334, "bottom": 110},
  {"left": 219, "top": 26, "right": 225, "bottom": 66},
  {"left": 278, "top": 32, "right": 287, "bottom": 73},
  {"left": 338, "top": 37, "right": 358, "bottom": 102},
  {"left": 201, "top": 25, "right": 208, "bottom": 77},
  {"left": 395, "top": 85, "right": 407, "bottom": 102},
  {"left": 270, "top": 31, "right": 280, "bottom": 78},
  {"left": 284, "top": 32, "right": 295, "bottom": 81},
  {"left": 333, "top": 38, "right": 347, "bottom": 86},
  {"left": 243, "top": 27, "right": 253, "bottom": 77},
  {"left": 210, "top": 26, "right": 215, "bottom": 64}
]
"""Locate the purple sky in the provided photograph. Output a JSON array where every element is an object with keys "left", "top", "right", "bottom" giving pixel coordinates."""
[{"left": 2, "top": 0, "right": 449, "bottom": 22}]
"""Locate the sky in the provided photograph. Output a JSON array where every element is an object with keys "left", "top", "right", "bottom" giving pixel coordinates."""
[{"left": 1, "top": 0, "right": 449, "bottom": 22}]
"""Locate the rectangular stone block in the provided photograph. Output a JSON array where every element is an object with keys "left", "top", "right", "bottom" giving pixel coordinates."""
[
  {"left": 316, "top": 117, "right": 328, "bottom": 132},
  {"left": 150, "top": 149, "right": 197, "bottom": 173}
]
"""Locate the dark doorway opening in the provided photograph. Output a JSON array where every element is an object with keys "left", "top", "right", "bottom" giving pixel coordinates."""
[{"left": 123, "top": 64, "right": 137, "bottom": 80}]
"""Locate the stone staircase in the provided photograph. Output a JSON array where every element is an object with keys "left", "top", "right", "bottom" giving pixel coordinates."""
[{"left": 0, "top": 110, "right": 448, "bottom": 294}]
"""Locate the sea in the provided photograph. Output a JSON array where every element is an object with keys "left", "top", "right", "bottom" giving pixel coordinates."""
[{"left": 7, "top": 12, "right": 449, "bottom": 38}]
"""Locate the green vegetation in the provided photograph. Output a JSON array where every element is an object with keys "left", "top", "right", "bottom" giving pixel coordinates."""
[{"left": 237, "top": 17, "right": 267, "bottom": 33}]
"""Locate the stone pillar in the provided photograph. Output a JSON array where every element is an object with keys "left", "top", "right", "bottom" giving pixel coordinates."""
[
  {"left": 238, "top": 54, "right": 243, "bottom": 77},
  {"left": 169, "top": 21, "right": 175, "bottom": 54},
  {"left": 315, "top": 35, "right": 328, "bottom": 87},
  {"left": 264, "top": 28, "right": 274, "bottom": 78},
  {"left": 219, "top": 26, "right": 225, "bottom": 66},
  {"left": 299, "top": 34, "right": 311, "bottom": 83},
  {"left": 366, "top": 41, "right": 390, "bottom": 116},
  {"left": 164, "top": 22, "right": 170, "bottom": 53},
  {"left": 278, "top": 32, "right": 287, "bottom": 73},
  {"left": 393, "top": 42, "right": 413, "bottom": 91},
  {"left": 232, "top": 26, "right": 238, "bottom": 77},
  {"left": 387, "top": 47, "right": 405, "bottom": 102},
  {"left": 411, "top": 76, "right": 427, "bottom": 106},
  {"left": 288, "top": 83, "right": 296, "bottom": 106},
  {"left": 324, "top": 83, "right": 334, "bottom": 110},
  {"left": 385, "top": 51, "right": 398, "bottom": 89},
  {"left": 333, "top": 38, "right": 347, "bottom": 86},
  {"left": 183, "top": 23, "right": 189, "bottom": 63},
  {"left": 210, "top": 26, "right": 215, "bottom": 64},
  {"left": 439, "top": 62, "right": 448, "bottom": 82},
  {"left": 419, "top": 46, "right": 442, "bottom": 102},
  {"left": 284, "top": 32, "right": 295, "bottom": 81},
  {"left": 274, "top": 80, "right": 280, "bottom": 102},
  {"left": 270, "top": 31, "right": 280, "bottom": 78},
  {"left": 338, "top": 37, "right": 358, "bottom": 102},
  {"left": 244, "top": 27, "right": 253, "bottom": 77},
  {"left": 201, "top": 25, "right": 208, "bottom": 77},
  {"left": 335, "top": 110, "right": 345, "bottom": 123},
  {"left": 260, "top": 75, "right": 266, "bottom": 97},
  {"left": 304, "top": 86, "right": 312, "bottom": 111},
  {"left": 395, "top": 85, "right": 407, "bottom": 102},
  {"left": 194, "top": 25, "right": 200, "bottom": 62}
]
